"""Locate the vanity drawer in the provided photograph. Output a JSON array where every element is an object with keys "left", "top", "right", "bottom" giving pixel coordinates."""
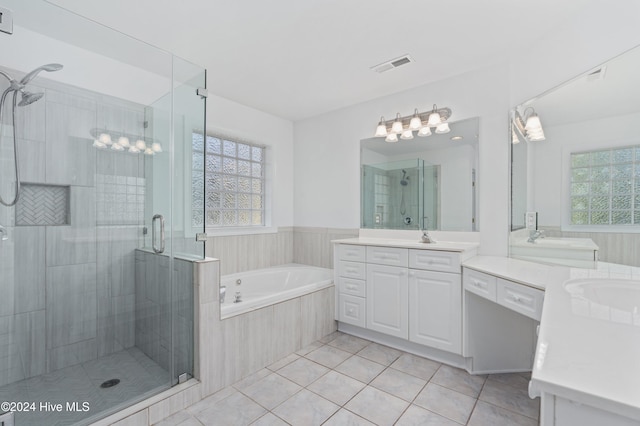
[
  {"left": 338, "top": 244, "right": 366, "bottom": 262},
  {"left": 366, "top": 246, "right": 408, "bottom": 267},
  {"left": 409, "top": 249, "right": 460, "bottom": 274},
  {"left": 338, "top": 277, "right": 366, "bottom": 297},
  {"left": 497, "top": 278, "right": 544, "bottom": 321},
  {"left": 338, "top": 261, "right": 366, "bottom": 280},
  {"left": 463, "top": 268, "right": 497, "bottom": 301},
  {"left": 339, "top": 294, "right": 366, "bottom": 328}
]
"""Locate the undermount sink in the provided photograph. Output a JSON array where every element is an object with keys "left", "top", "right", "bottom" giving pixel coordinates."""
[
  {"left": 511, "top": 237, "right": 599, "bottom": 267},
  {"left": 564, "top": 279, "right": 640, "bottom": 312}
]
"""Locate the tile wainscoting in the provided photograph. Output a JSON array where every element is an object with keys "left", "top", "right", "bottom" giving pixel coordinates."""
[
  {"left": 542, "top": 226, "right": 640, "bottom": 267},
  {"left": 293, "top": 227, "right": 359, "bottom": 269}
]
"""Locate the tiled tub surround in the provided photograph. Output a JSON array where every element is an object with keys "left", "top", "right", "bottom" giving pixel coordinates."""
[
  {"left": 159, "top": 331, "right": 540, "bottom": 426},
  {"left": 0, "top": 75, "right": 148, "bottom": 389},
  {"left": 202, "top": 226, "right": 358, "bottom": 276}
]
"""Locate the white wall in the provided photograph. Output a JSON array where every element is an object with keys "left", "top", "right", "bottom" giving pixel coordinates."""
[
  {"left": 206, "top": 94, "right": 294, "bottom": 228},
  {"left": 293, "top": 1, "right": 640, "bottom": 256}
]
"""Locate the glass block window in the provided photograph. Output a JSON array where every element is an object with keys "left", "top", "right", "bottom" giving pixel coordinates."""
[
  {"left": 192, "top": 133, "right": 265, "bottom": 227},
  {"left": 570, "top": 145, "right": 640, "bottom": 225}
]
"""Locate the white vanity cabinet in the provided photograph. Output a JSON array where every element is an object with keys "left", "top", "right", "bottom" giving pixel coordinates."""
[
  {"left": 366, "top": 262, "right": 408, "bottom": 338},
  {"left": 409, "top": 269, "right": 461, "bottom": 354},
  {"left": 335, "top": 241, "right": 473, "bottom": 357}
]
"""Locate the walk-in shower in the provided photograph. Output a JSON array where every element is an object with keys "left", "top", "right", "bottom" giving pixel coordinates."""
[
  {"left": 0, "top": 63, "right": 62, "bottom": 206},
  {"left": 0, "top": 1, "right": 206, "bottom": 425}
]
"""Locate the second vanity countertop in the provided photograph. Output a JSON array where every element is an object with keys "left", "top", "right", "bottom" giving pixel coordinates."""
[{"left": 464, "top": 255, "right": 640, "bottom": 421}]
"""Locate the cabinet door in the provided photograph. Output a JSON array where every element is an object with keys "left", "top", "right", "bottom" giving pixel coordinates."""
[
  {"left": 409, "top": 269, "right": 461, "bottom": 354},
  {"left": 366, "top": 264, "right": 408, "bottom": 338}
]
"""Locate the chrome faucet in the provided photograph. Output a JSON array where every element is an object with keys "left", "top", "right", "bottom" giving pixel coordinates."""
[
  {"left": 420, "top": 216, "right": 436, "bottom": 243},
  {"left": 527, "top": 229, "right": 545, "bottom": 243},
  {"left": 220, "top": 285, "right": 226, "bottom": 304}
]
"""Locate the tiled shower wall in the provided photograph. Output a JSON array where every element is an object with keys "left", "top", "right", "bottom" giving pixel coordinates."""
[
  {"left": 135, "top": 250, "right": 193, "bottom": 379},
  {"left": 0, "top": 75, "right": 147, "bottom": 387}
]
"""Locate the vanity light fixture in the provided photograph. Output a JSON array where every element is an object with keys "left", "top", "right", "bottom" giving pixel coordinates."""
[
  {"left": 374, "top": 104, "right": 452, "bottom": 140},
  {"left": 512, "top": 128, "right": 520, "bottom": 144},
  {"left": 514, "top": 107, "right": 546, "bottom": 142},
  {"left": 90, "top": 128, "right": 162, "bottom": 155}
]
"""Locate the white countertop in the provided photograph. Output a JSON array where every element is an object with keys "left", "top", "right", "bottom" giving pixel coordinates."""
[
  {"left": 529, "top": 277, "right": 640, "bottom": 420},
  {"left": 463, "top": 255, "right": 640, "bottom": 420},
  {"left": 332, "top": 237, "right": 479, "bottom": 253}
]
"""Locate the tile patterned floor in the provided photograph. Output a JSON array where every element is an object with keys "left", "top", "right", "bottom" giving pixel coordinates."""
[
  {"left": 0, "top": 347, "right": 169, "bottom": 426},
  {"left": 160, "top": 332, "right": 540, "bottom": 426}
]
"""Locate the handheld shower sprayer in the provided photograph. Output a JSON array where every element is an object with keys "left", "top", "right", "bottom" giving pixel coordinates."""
[{"left": 0, "top": 63, "right": 63, "bottom": 206}]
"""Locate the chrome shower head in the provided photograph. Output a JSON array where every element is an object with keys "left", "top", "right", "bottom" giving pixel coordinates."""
[
  {"left": 18, "top": 91, "right": 44, "bottom": 106},
  {"left": 19, "top": 63, "right": 63, "bottom": 85}
]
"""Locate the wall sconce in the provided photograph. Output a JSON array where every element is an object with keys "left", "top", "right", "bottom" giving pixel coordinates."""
[
  {"left": 374, "top": 105, "right": 452, "bottom": 143},
  {"left": 90, "top": 128, "right": 162, "bottom": 155},
  {"left": 514, "top": 107, "right": 546, "bottom": 142}
]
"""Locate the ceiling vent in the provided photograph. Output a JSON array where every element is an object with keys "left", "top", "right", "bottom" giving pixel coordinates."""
[
  {"left": 586, "top": 66, "right": 607, "bottom": 82},
  {"left": 370, "top": 55, "right": 414, "bottom": 74}
]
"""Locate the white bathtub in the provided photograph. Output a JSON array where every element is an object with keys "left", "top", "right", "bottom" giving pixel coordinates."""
[{"left": 220, "top": 263, "right": 334, "bottom": 318}]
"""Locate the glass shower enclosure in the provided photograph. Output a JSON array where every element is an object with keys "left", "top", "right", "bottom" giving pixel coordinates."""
[{"left": 0, "top": 1, "right": 205, "bottom": 424}]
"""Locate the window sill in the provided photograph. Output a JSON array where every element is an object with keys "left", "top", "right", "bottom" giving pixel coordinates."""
[
  {"left": 204, "top": 226, "right": 278, "bottom": 237},
  {"left": 561, "top": 224, "right": 640, "bottom": 234}
]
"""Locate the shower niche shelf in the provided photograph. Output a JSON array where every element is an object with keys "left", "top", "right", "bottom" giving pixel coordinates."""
[{"left": 15, "top": 183, "right": 70, "bottom": 226}]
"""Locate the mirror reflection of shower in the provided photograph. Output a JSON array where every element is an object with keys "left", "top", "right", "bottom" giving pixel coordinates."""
[
  {"left": 399, "top": 169, "right": 412, "bottom": 225},
  {"left": 0, "top": 63, "right": 63, "bottom": 206}
]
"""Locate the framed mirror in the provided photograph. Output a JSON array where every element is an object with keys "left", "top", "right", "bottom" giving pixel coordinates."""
[
  {"left": 361, "top": 117, "right": 479, "bottom": 232},
  {"left": 509, "top": 45, "right": 640, "bottom": 267}
]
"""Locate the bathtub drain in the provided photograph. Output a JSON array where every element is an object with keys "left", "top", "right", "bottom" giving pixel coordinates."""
[{"left": 100, "top": 379, "right": 120, "bottom": 388}]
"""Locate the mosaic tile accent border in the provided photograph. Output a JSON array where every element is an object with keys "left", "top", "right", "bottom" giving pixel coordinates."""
[{"left": 16, "top": 184, "right": 70, "bottom": 226}]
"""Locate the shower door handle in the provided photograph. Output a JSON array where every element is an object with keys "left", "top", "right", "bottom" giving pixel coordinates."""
[
  {"left": 152, "top": 214, "right": 165, "bottom": 254},
  {"left": 0, "top": 225, "right": 7, "bottom": 241}
]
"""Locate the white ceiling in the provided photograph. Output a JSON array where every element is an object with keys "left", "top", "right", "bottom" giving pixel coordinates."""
[{"left": 46, "top": 0, "right": 600, "bottom": 121}]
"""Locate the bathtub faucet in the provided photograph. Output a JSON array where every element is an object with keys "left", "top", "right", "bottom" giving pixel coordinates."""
[
  {"left": 234, "top": 291, "right": 242, "bottom": 303},
  {"left": 220, "top": 285, "right": 226, "bottom": 304}
]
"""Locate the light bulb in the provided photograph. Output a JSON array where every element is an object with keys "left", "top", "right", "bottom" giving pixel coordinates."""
[
  {"left": 391, "top": 113, "right": 403, "bottom": 134},
  {"left": 118, "top": 136, "right": 130, "bottom": 147},
  {"left": 99, "top": 133, "right": 112, "bottom": 145},
  {"left": 409, "top": 109, "right": 422, "bottom": 130},
  {"left": 151, "top": 142, "right": 162, "bottom": 153},
  {"left": 417, "top": 126, "right": 432, "bottom": 137},
  {"left": 427, "top": 110, "right": 442, "bottom": 127},
  {"left": 525, "top": 113, "right": 542, "bottom": 131},
  {"left": 374, "top": 116, "right": 388, "bottom": 137},
  {"left": 111, "top": 143, "right": 124, "bottom": 151},
  {"left": 144, "top": 147, "right": 155, "bottom": 155},
  {"left": 135, "top": 139, "right": 147, "bottom": 150},
  {"left": 435, "top": 122, "right": 450, "bottom": 134},
  {"left": 400, "top": 129, "right": 414, "bottom": 140},
  {"left": 93, "top": 139, "right": 106, "bottom": 149},
  {"left": 385, "top": 133, "right": 398, "bottom": 143}
]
